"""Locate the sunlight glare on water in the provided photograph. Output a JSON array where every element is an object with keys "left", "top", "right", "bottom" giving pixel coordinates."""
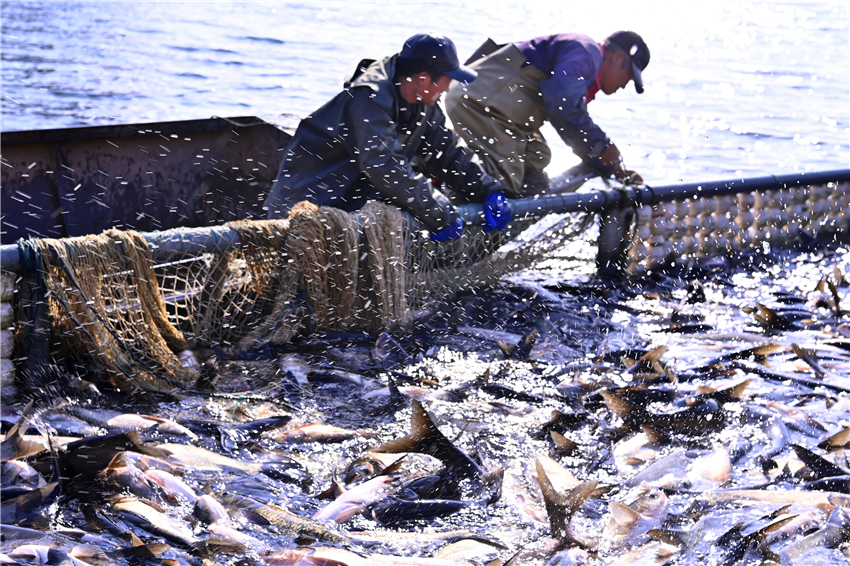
[{"left": 1, "top": 1, "right": 847, "bottom": 186}]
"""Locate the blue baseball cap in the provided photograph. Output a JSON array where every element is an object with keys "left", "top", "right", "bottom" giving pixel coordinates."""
[
  {"left": 398, "top": 33, "right": 477, "bottom": 84},
  {"left": 607, "top": 31, "right": 650, "bottom": 94}
]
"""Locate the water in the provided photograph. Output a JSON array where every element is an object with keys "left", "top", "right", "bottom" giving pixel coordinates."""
[
  {"left": 2, "top": 3, "right": 850, "bottom": 565},
  {"left": 2, "top": 1, "right": 848, "bottom": 186}
]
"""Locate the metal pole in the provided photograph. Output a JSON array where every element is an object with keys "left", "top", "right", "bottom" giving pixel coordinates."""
[
  {"left": 457, "top": 168, "right": 850, "bottom": 224},
  {"left": 1, "top": 225, "right": 242, "bottom": 274},
  {"left": 2, "top": 169, "right": 849, "bottom": 273}
]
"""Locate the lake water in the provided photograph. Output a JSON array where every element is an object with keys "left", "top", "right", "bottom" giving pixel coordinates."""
[
  {"left": 3, "top": 4, "right": 850, "bottom": 566},
  {"left": 2, "top": 0, "right": 848, "bottom": 187}
]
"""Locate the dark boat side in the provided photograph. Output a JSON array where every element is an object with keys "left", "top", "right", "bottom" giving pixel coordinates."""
[{"left": 1, "top": 116, "right": 291, "bottom": 245}]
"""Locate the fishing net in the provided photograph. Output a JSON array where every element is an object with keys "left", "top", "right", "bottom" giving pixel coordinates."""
[
  {"left": 18, "top": 229, "right": 196, "bottom": 393},
  {"left": 11, "top": 180, "right": 846, "bottom": 393},
  {"left": 14, "top": 199, "right": 590, "bottom": 392}
]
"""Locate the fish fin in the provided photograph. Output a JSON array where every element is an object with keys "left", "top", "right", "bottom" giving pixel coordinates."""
[
  {"left": 496, "top": 340, "right": 516, "bottom": 357},
  {"left": 1, "top": 400, "right": 45, "bottom": 462},
  {"left": 600, "top": 391, "right": 636, "bottom": 420},
  {"left": 512, "top": 329, "right": 539, "bottom": 360},
  {"left": 370, "top": 400, "right": 433, "bottom": 454},
  {"left": 642, "top": 346, "right": 668, "bottom": 364},
  {"left": 379, "top": 455, "right": 407, "bottom": 476},
  {"left": 201, "top": 536, "right": 248, "bottom": 556},
  {"left": 765, "top": 504, "right": 793, "bottom": 520},
  {"left": 608, "top": 501, "right": 641, "bottom": 527},
  {"left": 725, "top": 379, "right": 751, "bottom": 399},
  {"left": 648, "top": 528, "right": 684, "bottom": 547},
  {"left": 751, "top": 343, "right": 785, "bottom": 358},
  {"left": 641, "top": 425, "right": 668, "bottom": 445},
  {"left": 550, "top": 431, "right": 577, "bottom": 454},
  {"left": 69, "top": 543, "right": 110, "bottom": 563},
  {"left": 819, "top": 427, "right": 850, "bottom": 451}
]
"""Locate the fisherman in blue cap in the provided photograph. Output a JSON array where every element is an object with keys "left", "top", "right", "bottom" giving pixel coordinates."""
[
  {"left": 265, "top": 33, "right": 513, "bottom": 241},
  {"left": 445, "top": 31, "right": 650, "bottom": 196}
]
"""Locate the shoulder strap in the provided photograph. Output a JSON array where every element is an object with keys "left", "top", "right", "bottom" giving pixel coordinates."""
[
  {"left": 464, "top": 38, "right": 504, "bottom": 65},
  {"left": 344, "top": 58, "right": 377, "bottom": 88}
]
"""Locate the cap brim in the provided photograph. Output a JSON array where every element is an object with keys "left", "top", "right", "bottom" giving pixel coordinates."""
[
  {"left": 446, "top": 65, "right": 477, "bottom": 84},
  {"left": 631, "top": 61, "right": 644, "bottom": 94}
]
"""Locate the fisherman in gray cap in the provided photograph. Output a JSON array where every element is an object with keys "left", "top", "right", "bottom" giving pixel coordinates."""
[
  {"left": 265, "top": 32, "right": 513, "bottom": 241},
  {"left": 445, "top": 31, "right": 650, "bottom": 196}
]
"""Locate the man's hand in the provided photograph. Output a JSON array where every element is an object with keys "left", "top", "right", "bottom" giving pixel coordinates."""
[
  {"left": 483, "top": 192, "right": 513, "bottom": 232},
  {"left": 614, "top": 167, "right": 644, "bottom": 186},
  {"left": 430, "top": 218, "right": 464, "bottom": 242},
  {"left": 601, "top": 143, "right": 643, "bottom": 185}
]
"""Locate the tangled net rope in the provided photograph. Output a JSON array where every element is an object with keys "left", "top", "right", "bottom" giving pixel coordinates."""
[{"left": 14, "top": 199, "right": 590, "bottom": 393}]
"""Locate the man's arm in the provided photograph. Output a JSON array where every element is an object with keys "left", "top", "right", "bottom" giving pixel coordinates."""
[
  {"left": 540, "top": 76, "right": 616, "bottom": 175},
  {"left": 346, "top": 88, "right": 459, "bottom": 232},
  {"left": 540, "top": 77, "right": 642, "bottom": 184},
  {"left": 416, "top": 106, "right": 505, "bottom": 203}
]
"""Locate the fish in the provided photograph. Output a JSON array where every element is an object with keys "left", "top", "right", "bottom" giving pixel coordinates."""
[
  {"left": 215, "top": 492, "right": 350, "bottom": 545},
  {"left": 792, "top": 342, "right": 844, "bottom": 381},
  {"left": 716, "top": 513, "right": 805, "bottom": 566},
  {"left": 767, "top": 401, "right": 828, "bottom": 437},
  {"left": 341, "top": 454, "right": 403, "bottom": 485},
  {"left": 530, "top": 409, "right": 589, "bottom": 441},
  {"left": 374, "top": 331, "right": 412, "bottom": 368},
  {"left": 790, "top": 444, "right": 848, "bottom": 479},
  {"left": 432, "top": 537, "right": 507, "bottom": 562},
  {"left": 273, "top": 423, "right": 375, "bottom": 443},
  {"left": 260, "top": 547, "right": 464, "bottom": 565},
  {"left": 479, "top": 382, "right": 544, "bottom": 403},
  {"left": 111, "top": 496, "right": 201, "bottom": 548},
  {"left": 65, "top": 406, "right": 198, "bottom": 440},
  {"left": 369, "top": 496, "right": 475, "bottom": 525},
  {"left": 156, "top": 442, "right": 292, "bottom": 476},
  {"left": 312, "top": 474, "right": 403, "bottom": 524},
  {"left": 733, "top": 359, "right": 850, "bottom": 393},
  {"left": 194, "top": 493, "right": 230, "bottom": 524},
  {"left": 370, "top": 400, "right": 486, "bottom": 487},
  {"left": 144, "top": 468, "right": 198, "bottom": 503},
  {"left": 536, "top": 457, "right": 597, "bottom": 548},
  {"left": 0, "top": 482, "right": 58, "bottom": 528},
  {"left": 102, "top": 451, "right": 160, "bottom": 500},
  {"left": 42, "top": 431, "right": 169, "bottom": 496},
  {"left": 684, "top": 379, "right": 751, "bottom": 406},
  {"left": 2, "top": 459, "right": 45, "bottom": 487},
  {"left": 700, "top": 488, "right": 850, "bottom": 507},
  {"left": 780, "top": 506, "right": 850, "bottom": 561},
  {"left": 695, "top": 343, "right": 785, "bottom": 370},
  {"left": 497, "top": 328, "right": 539, "bottom": 360},
  {"left": 752, "top": 303, "right": 803, "bottom": 331},
  {"left": 550, "top": 431, "right": 578, "bottom": 455},
  {"left": 815, "top": 277, "right": 846, "bottom": 317},
  {"left": 804, "top": 475, "right": 850, "bottom": 493},
  {"left": 622, "top": 345, "right": 674, "bottom": 381},
  {"left": 308, "top": 368, "right": 365, "bottom": 387}
]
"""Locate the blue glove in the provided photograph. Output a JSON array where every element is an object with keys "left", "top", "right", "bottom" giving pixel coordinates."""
[
  {"left": 483, "top": 192, "right": 513, "bottom": 232},
  {"left": 430, "top": 218, "right": 464, "bottom": 242}
]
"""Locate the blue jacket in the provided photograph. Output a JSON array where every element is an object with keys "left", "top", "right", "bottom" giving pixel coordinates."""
[{"left": 516, "top": 34, "right": 613, "bottom": 171}]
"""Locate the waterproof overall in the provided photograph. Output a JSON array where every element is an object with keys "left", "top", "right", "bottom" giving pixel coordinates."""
[{"left": 444, "top": 40, "right": 550, "bottom": 196}]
